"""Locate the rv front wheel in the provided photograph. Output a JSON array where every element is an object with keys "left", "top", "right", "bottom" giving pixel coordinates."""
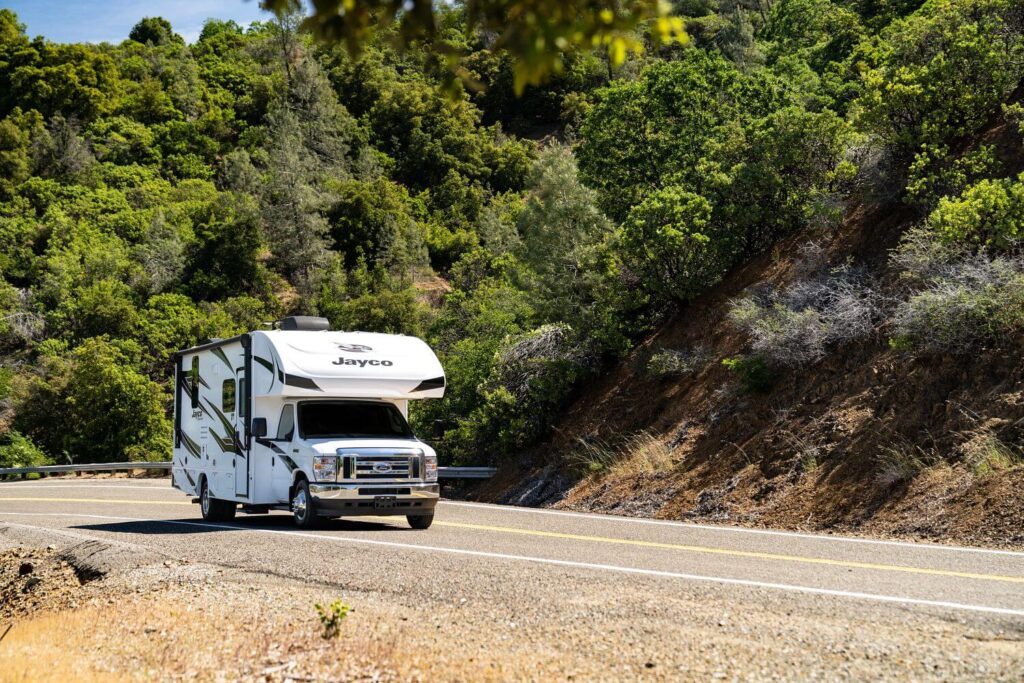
[
  {"left": 291, "top": 478, "right": 318, "bottom": 529},
  {"left": 407, "top": 513, "right": 434, "bottom": 530},
  {"left": 199, "top": 478, "right": 236, "bottom": 522}
]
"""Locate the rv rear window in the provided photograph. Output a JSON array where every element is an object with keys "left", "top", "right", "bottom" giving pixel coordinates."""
[
  {"left": 298, "top": 402, "right": 413, "bottom": 440},
  {"left": 190, "top": 357, "right": 199, "bottom": 409}
]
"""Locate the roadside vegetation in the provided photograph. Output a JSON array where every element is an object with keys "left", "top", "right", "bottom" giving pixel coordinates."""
[{"left": 0, "top": 0, "right": 1022, "bottom": 485}]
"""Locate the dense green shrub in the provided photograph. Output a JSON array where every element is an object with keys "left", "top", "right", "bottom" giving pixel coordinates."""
[
  {"left": 889, "top": 227, "right": 1024, "bottom": 353},
  {"left": 326, "top": 177, "right": 428, "bottom": 271},
  {"left": 621, "top": 186, "right": 735, "bottom": 301},
  {"left": 763, "top": 0, "right": 865, "bottom": 72},
  {"left": 852, "top": 0, "right": 1024, "bottom": 160},
  {"left": 0, "top": 430, "right": 48, "bottom": 468},
  {"left": 929, "top": 174, "right": 1024, "bottom": 249},
  {"left": 444, "top": 324, "right": 594, "bottom": 464},
  {"left": 904, "top": 144, "right": 1000, "bottom": 211}
]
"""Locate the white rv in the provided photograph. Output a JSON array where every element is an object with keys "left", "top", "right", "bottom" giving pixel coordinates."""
[{"left": 171, "top": 316, "right": 445, "bottom": 529}]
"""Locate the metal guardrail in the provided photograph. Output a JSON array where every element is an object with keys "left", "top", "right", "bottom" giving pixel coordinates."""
[
  {"left": 0, "top": 462, "right": 497, "bottom": 480},
  {"left": 439, "top": 466, "right": 496, "bottom": 480}
]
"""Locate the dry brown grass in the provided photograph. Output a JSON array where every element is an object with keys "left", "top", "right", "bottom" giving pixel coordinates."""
[{"left": 571, "top": 431, "right": 678, "bottom": 479}]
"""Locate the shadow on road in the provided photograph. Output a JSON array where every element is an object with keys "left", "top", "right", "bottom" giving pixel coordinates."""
[{"left": 73, "top": 515, "right": 407, "bottom": 535}]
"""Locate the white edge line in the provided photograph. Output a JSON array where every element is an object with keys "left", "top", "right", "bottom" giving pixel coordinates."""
[
  {"left": 2, "top": 511, "right": 1023, "bottom": 619},
  {"left": 442, "top": 501, "right": 1024, "bottom": 558}
]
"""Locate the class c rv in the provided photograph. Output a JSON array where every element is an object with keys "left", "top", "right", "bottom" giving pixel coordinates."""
[{"left": 171, "top": 316, "right": 445, "bottom": 529}]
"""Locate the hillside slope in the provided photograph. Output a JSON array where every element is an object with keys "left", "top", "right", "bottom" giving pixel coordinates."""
[{"left": 483, "top": 111, "right": 1024, "bottom": 550}]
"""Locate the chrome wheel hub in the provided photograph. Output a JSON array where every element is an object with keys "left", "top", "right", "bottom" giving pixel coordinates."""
[{"left": 292, "top": 488, "right": 307, "bottom": 518}]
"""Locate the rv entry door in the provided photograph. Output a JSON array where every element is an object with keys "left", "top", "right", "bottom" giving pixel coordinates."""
[{"left": 234, "top": 366, "right": 250, "bottom": 497}]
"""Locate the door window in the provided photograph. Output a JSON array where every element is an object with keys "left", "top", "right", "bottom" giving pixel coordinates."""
[{"left": 238, "top": 376, "right": 248, "bottom": 421}]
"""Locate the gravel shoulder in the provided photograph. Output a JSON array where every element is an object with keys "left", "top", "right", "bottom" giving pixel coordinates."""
[{"left": 2, "top": 520, "right": 1024, "bottom": 682}]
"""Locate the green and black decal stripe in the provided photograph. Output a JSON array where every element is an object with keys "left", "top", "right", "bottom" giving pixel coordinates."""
[
  {"left": 257, "top": 438, "right": 297, "bottom": 472},
  {"left": 180, "top": 431, "right": 202, "bottom": 459},
  {"left": 209, "top": 428, "right": 238, "bottom": 456},
  {"left": 202, "top": 397, "right": 234, "bottom": 436},
  {"left": 182, "top": 468, "right": 196, "bottom": 488},
  {"left": 212, "top": 347, "right": 232, "bottom": 371},
  {"left": 284, "top": 374, "right": 322, "bottom": 391},
  {"left": 202, "top": 398, "right": 244, "bottom": 458},
  {"left": 254, "top": 356, "right": 276, "bottom": 392}
]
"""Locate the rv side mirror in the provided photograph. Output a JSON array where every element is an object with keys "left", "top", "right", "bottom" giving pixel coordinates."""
[
  {"left": 432, "top": 419, "right": 448, "bottom": 440},
  {"left": 251, "top": 417, "right": 267, "bottom": 438}
]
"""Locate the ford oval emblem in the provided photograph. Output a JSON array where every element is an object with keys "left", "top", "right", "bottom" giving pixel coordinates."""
[{"left": 372, "top": 462, "right": 393, "bottom": 474}]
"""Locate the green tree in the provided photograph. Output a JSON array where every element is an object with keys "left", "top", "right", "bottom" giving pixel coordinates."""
[
  {"left": 128, "top": 17, "right": 183, "bottom": 46},
  {"left": 327, "top": 177, "right": 428, "bottom": 270},
  {"left": 516, "top": 145, "right": 616, "bottom": 333},
  {"left": 577, "top": 52, "right": 764, "bottom": 221},
  {"left": 852, "top": 0, "right": 1024, "bottom": 161},
  {"left": 621, "top": 186, "right": 735, "bottom": 301},
  {"left": 14, "top": 338, "right": 171, "bottom": 462}
]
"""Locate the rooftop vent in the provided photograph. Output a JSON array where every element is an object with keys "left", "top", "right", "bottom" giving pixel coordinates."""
[{"left": 278, "top": 316, "right": 330, "bottom": 331}]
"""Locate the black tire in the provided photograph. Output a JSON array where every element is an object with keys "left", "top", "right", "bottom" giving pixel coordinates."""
[
  {"left": 291, "top": 477, "right": 318, "bottom": 529},
  {"left": 407, "top": 513, "right": 434, "bottom": 530},
  {"left": 199, "top": 477, "right": 236, "bottom": 522}
]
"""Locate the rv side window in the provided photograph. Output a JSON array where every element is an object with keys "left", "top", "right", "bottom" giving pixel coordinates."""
[
  {"left": 189, "top": 357, "right": 199, "bottom": 409},
  {"left": 222, "top": 379, "right": 236, "bottom": 413},
  {"left": 277, "top": 405, "right": 295, "bottom": 441}
]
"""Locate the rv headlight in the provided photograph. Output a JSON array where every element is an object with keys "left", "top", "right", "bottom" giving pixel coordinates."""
[
  {"left": 424, "top": 453, "right": 438, "bottom": 482},
  {"left": 312, "top": 455, "right": 338, "bottom": 482}
]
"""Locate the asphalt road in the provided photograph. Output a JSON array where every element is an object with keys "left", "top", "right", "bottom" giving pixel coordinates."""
[{"left": 3, "top": 478, "right": 1024, "bottom": 679}]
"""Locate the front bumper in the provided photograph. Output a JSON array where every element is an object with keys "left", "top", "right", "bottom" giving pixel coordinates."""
[{"left": 308, "top": 482, "right": 439, "bottom": 517}]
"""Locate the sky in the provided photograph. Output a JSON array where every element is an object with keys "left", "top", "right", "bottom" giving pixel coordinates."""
[{"left": 2, "top": 1, "right": 274, "bottom": 44}]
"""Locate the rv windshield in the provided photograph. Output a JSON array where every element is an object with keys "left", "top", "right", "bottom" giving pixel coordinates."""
[{"left": 298, "top": 401, "right": 414, "bottom": 440}]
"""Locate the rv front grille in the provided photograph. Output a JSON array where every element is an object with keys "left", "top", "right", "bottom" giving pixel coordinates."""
[{"left": 354, "top": 455, "right": 413, "bottom": 480}]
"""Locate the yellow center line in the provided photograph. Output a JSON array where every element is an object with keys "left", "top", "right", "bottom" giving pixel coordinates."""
[
  {"left": 4, "top": 497, "right": 1022, "bottom": 584},
  {"left": 424, "top": 520, "right": 1024, "bottom": 585}
]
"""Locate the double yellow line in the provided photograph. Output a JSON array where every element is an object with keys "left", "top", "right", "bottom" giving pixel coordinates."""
[{"left": 3, "top": 496, "right": 1022, "bottom": 584}]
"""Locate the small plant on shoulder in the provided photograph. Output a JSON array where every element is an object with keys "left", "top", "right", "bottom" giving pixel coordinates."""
[
  {"left": 728, "top": 243, "right": 882, "bottom": 368},
  {"left": 721, "top": 355, "right": 773, "bottom": 393},
  {"left": 315, "top": 599, "right": 351, "bottom": 639},
  {"left": 646, "top": 346, "right": 711, "bottom": 378}
]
